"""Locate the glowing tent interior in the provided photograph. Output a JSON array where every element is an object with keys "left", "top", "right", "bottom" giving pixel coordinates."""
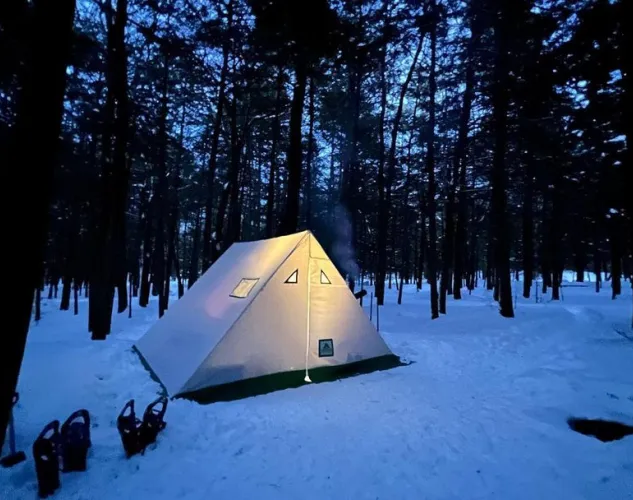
[{"left": 134, "top": 230, "right": 402, "bottom": 403}]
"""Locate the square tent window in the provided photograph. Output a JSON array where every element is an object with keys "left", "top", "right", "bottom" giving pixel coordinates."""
[{"left": 229, "top": 278, "right": 259, "bottom": 298}]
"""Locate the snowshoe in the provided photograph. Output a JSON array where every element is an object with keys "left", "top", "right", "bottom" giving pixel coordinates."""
[
  {"left": 139, "top": 396, "right": 168, "bottom": 448},
  {"left": 32, "top": 420, "right": 61, "bottom": 498},
  {"left": 117, "top": 399, "right": 143, "bottom": 458},
  {"left": 60, "top": 409, "right": 91, "bottom": 472}
]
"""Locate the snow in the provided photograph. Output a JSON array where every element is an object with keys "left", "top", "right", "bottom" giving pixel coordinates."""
[
  {"left": 609, "top": 70, "right": 623, "bottom": 83},
  {"left": 2, "top": 277, "right": 632, "bottom": 500}
]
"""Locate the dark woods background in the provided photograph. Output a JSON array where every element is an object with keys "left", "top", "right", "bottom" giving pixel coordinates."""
[{"left": 0, "top": 0, "right": 631, "bottom": 449}]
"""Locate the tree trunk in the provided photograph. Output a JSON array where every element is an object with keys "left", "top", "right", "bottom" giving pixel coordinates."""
[
  {"left": 60, "top": 275, "right": 72, "bottom": 310},
  {"left": 468, "top": 227, "right": 478, "bottom": 292},
  {"left": 131, "top": 184, "right": 146, "bottom": 298},
  {"left": 60, "top": 212, "right": 76, "bottom": 311},
  {"left": 491, "top": 1, "right": 514, "bottom": 317},
  {"left": 213, "top": 92, "right": 242, "bottom": 258},
  {"left": 128, "top": 275, "right": 132, "bottom": 318},
  {"left": 610, "top": 226, "right": 622, "bottom": 299},
  {"left": 551, "top": 173, "right": 562, "bottom": 301},
  {"left": 486, "top": 241, "right": 495, "bottom": 291},
  {"left": 34, "top": 287, "right": 42, "bottom": 322},
  {"left": 225, "top": 94, "right": 245, "bottom": 248},
  {"left": 452, "top": 23, "right": 477, "bottom": 300},
  {"left": 594, "top": 250, "right": 601, "bottom": 293},
  {"left": 74, "top": 279, "right": 79, "bottom": 315},
  {"left": 111, "top": 0, "right": 130, "bottom": 315},
  {"left": 397, "top": 100, "right": 418, "bottom": 302},
  {"left": 522, "top": 156, "right": 534, "bottom": 298},
  {"left": 278, "top": 62, "right": 308, "bottom": 236},
  {"left": 618, "top": 0, "right": 632, "bottom": 316},
  {"left": 201, "top": 0, "right": 232, "bottom": 270},
  {"left": 47, "top": 277, "right": 55, "bottom": 300},
  {"left": 164, "top": 103, "right": 186, "bottom": 304},
  {"left": 440, "top": 192, "right": 452, "bottom": 314},
  {"left": 397, "top": 271, "right": 404, "bottom": 305},
  {"left": 139, "top": 191, "right": 153, "bottom": 305},
  {"left": 306, "top": 76, "right": 315, "bottom": 228},
  {"left": 0, "top": 0, "right": 76, "bottom": 453},
  {"left": 441, "top": 48, "right": 464, "bottom": 310},
  {"left": 89, "top": 0, "right": 129, "bottom": 339},
  {"left": 174, "top": 237, "right": 184, "bottom": 298},
  {"left": 413, "top": 223, "right": 420, "bottom": 287},
  {"left": 426, "top": 6, "right": 439, "bottom": 319},
  {"left": 266, "top": 66, "right": 283, "bottom": 238},
  {"left": 187, "top": 208, "right": 202, "bottom": 288},
  {"left": 417, "top": 201, "right": 426, "bottom": 290},
  {"left": 375, "top": 48, "right": 388, "bottom": 305},
  {"left": 166, "top": 102, "right": 182, "bottom": 280},
  {"left": 155, "top": 54, "right": 169, "bottom": 318},
  {"left": 379, "top": 33, "right": 423, "bottom": 306},
  {"left": 574, "top": 231, "right": 586, "bottom": 282}
]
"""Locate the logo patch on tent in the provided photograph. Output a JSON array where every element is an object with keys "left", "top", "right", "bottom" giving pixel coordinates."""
[
  {"left": 320, "top": 270, "right": 331, "bottom": 284},
  {"left": 318, "top": 339, "right": 334, "bottom": 357},
  {"left": 285, "top": 269, "right": 298, "bottom": 284}
]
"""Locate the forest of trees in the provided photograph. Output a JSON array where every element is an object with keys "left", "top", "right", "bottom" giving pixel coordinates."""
[{"left": 0, "top": 0, "right": 630, "bottom": 450}]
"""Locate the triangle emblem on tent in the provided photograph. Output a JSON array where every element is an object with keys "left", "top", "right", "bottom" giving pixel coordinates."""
[
  {"left": 320, "top": 270, "right": 331, "bottom": 284},
  {"left": 319, "top": 338, "right": 334, "bottom": 357},
  {"left": 285, "top": 269, "right": 298, "bottom": 284}
]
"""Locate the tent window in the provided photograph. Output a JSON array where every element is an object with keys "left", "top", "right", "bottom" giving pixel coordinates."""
[
  {"left": 229, "top": 278, "right": 259, "bottom": 298},
  {"left": 320, "top": 270, "right": 331, "bottom": 284},
  {"left": 284, "top": 269, "right": 298, "bottom": 284}
]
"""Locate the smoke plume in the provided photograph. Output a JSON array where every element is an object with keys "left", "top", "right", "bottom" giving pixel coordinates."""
[{"left": 330, "top": 204, "right": 360, "bottom": 280}]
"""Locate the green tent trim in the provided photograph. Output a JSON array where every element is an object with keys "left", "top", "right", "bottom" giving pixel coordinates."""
[{"left": 133, "top": 346, "right": 407, "bottom": 404}]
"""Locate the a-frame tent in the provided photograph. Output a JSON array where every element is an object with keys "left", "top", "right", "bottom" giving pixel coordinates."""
[{"left": 134, "top": 230, "right": 401, "bottom": 402}]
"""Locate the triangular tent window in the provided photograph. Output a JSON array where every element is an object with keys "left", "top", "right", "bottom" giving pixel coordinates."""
[
  {"left": 284, "top": 269, "right": 298, "bottom": 284},
  {"left": 230, "top": 278, "right": 259, "bottom": 298},
  {"left": 320, "top": 270, "right": 331, "bottom": 284}
]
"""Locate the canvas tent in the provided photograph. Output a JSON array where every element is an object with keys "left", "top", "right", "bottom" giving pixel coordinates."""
[{"left": 134, "top": 230, "right": 400, "bottom": 402}]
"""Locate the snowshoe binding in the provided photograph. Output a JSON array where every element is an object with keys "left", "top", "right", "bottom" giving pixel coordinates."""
[
  {"left": 139, "top": 396, "right": 168, "bottom": 448},
  {"left": 60, "top": 409, "right": 91, "bottom": 472},
  {"left": 117, "top": 397, "right": 168, "bottom": 457},
  {"left": 32, "top": 420, "right": 61, "bottom": 498},
  {"left": 117, "top": 399, "right": 143, "bottom": 458}
]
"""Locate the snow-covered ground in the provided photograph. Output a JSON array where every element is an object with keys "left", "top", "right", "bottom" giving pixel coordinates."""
[{"left": 2, "top": 278, "right": 632, "bottom": 500}]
